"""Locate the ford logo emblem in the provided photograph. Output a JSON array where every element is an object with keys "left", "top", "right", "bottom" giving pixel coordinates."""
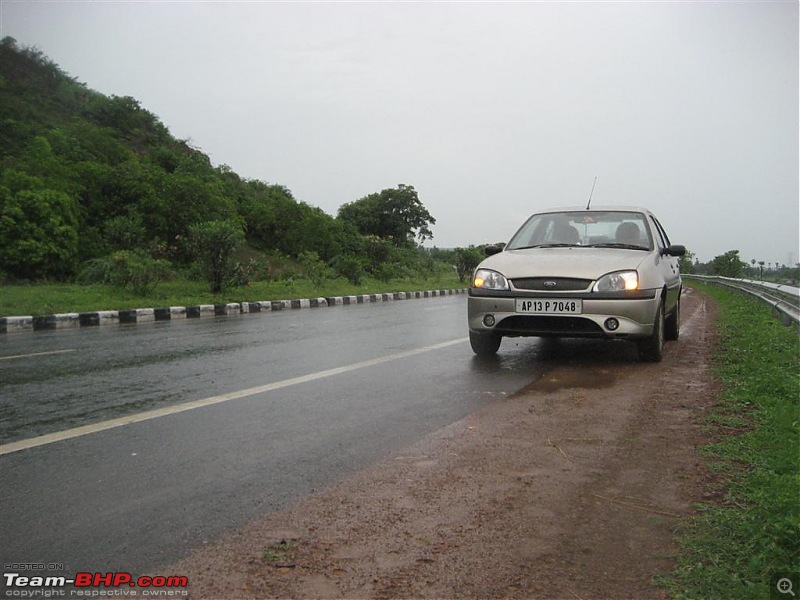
[{"left": 544, "top": 281, "right": 557, "bottom": 288}]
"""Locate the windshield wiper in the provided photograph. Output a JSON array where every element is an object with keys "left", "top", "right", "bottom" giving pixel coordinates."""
[
  {"left": 511, "top": 243, "right": 581, "bottom": 250},
  {"left": 587, "top": 243, "right": 647, "bottom": 250}
]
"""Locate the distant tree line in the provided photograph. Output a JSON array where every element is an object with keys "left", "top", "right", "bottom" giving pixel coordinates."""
[
  {"left": 0, "top": 38, "right": 452, "bottom": 293},
  {"left": 682, "top": 249, "right": 798, "bottom": 284}
]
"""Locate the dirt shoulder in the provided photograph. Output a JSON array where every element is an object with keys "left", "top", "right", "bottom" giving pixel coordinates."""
[{"left": 173, "top": 288, "right": 718, "bottom": 599}]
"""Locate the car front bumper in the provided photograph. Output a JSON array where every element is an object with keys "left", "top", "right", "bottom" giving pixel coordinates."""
[{"left": 467, "top": 289, "right": 660, "bottom": 339}]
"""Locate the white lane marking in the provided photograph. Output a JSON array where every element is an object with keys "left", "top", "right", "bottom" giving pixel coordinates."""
[
  {"left": 0, "top": 337, "right": 468, "bottom": 456},
  {"left": 0, "top": 349, "right": 77, "bottom": 361}
]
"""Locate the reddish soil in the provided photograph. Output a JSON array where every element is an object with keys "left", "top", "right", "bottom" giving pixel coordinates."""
[{"left": 172, "top": 288, "right": 718, "bottom": 599}]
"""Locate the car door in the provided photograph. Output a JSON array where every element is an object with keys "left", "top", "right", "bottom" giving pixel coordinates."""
[{"left": 649, "top": 215, "right": 682, "bottom": 311}]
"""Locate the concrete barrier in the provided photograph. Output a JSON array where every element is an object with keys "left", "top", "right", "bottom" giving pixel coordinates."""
[
  {"left": 1, "top": 289, "right": 468, "bottom": 334},
  {"left": 32, "top": 313, "right": 80, "bottom": 330},
  {"left": 186, "top": 305, "right": 215, "bottom": 318},
  {"left": 119, "top": 308, "right": 155, "bottom": 324},
  {"left": 291, "top": 299, "right": 310, "bottom": 309},
  {"left": 1, "top": 316, "right": 34, "bottom": 333},
  {"left": 79, "top": 311, "right": 119, "bottom": 327},
  {"left": 215, "top": 303, "right": 241, "bottom": 316}
]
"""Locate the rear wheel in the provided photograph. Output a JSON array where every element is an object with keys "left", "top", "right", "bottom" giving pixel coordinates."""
[
  {"left": 469, "top": 331, "right": 501, "bottom": 356},
  {"left": 637, "top": 301, "right": 664, "bottom": 362}
]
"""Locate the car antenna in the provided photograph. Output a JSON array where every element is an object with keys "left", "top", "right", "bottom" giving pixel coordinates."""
[{"left": 586, "top": 176, "right": 598, "bottom": 210}]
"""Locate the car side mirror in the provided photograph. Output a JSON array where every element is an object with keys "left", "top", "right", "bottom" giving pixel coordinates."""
[
  {"left": 663, "top": 244, "right": 686, "bottom": 257},
  {"left": 484, "top": 244, "right": 504, "bottom": 256}
]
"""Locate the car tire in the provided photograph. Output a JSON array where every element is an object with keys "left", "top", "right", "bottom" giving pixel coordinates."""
[
  {"left": 469, "top": 331, "right": 501, "bottom": 356},
  {"left": 638, "top": 300, "right": 664, "bottom": 362},
  {"left": 665, "top": 294, "right": 680, "bottom": 341}
]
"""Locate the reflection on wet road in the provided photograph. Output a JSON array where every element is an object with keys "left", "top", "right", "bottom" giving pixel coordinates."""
[
  {"left": 2, "top": 296, "right": 544, "bottom": 445},
  {"left": 1, "top": 337, "right": 471, "bottom": 454}
]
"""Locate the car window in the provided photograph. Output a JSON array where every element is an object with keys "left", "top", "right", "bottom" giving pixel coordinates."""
[
  {"left": 650, "top": 216, "right": 671, "bottom": 249},
  {"left": 507, "top": 211, "right": 652, "bottom": 250}
]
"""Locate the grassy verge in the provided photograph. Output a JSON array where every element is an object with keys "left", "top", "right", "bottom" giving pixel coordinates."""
[
  {"left": 664, "top": 283, "right": 799, "bottom": 599},
  {"left": 0, "top": 273, "right": 464, "bottom": 317}
]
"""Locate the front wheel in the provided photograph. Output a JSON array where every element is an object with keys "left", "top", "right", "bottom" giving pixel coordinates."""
[
  {"left": 665, "top": 294, "right": 680, "bottom": 341},
  {"left": 469, "top": 331, "right": 501, "bottom": 356},
  {"left": 637, "top": 301, "right": 664, "bottom": 362}
]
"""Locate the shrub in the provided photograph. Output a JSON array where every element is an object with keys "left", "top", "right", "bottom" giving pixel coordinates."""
[
  {"left": 188, "top": 220, "right": 244, "bottom": 293},
  {"left": 331, "top": 254, "right": 367, "bottom": 285},
  {"left": 103, "top": 214, "right": 146, "bottom": 250},
  {"left": 77, "top": 249, "right": 171, "bottom": 295},
  {"left": 297, "top": 251, "right": 335, "bottom": 286}
]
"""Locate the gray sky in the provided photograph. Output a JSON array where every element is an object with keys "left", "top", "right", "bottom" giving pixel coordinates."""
[{"left": 1, "top": 1, "right": 798, "bottom": 266}]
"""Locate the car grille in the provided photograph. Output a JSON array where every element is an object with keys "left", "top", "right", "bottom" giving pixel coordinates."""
[
  {"left": 497, "top": 315, "right": 604, "bottom": 336},
  {"left": 511, "top": 277, "right": 592, "bottom": 291}
]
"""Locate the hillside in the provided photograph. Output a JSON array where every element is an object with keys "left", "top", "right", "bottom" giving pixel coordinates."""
[{"left": 0, "top": 37, "right": 444, "bottom": 287}]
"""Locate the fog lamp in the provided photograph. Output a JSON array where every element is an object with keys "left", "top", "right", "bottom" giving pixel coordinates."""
[
  {"left": 605, "top": 318, "right": 620, "bottom": 331},
  {"left": 483, "top": 314, "right": 496, "bottom": 327}
]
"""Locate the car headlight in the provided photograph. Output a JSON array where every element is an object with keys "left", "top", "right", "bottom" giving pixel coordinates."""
[
  {"left": 472, "top": 269, "right": 509, "bottom": 290},
  {"left": 593, "top": 270, "right": 639, "bottom": 292}
]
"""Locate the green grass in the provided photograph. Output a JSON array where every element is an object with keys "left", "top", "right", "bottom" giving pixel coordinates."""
[
  {"left": 0, "top": 273, "right": 464, "bottom": 317},
  {"left": 261, "top": 540, "right": 293, "bottom": 566},
  {"left": 663, "top": 283, "right": 799, "bottom": 599}
]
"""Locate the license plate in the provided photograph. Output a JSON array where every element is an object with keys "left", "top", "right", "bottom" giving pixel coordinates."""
[{"left": 515, "top": 298, "right": 583, "bottom": 314}]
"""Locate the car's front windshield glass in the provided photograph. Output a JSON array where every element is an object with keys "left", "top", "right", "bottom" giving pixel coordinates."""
[{"left": 506, "top": 210, "right": 652, "bottom": 251}]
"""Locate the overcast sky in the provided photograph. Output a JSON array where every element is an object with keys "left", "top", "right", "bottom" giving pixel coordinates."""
[{"left": 1, "top": 1, "right": 797, "bottom": 265}]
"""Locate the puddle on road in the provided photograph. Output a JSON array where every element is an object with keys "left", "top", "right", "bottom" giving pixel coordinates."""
[
  {"left": 503, "top": 337, "right": 641, "bottom": 397},
  {"left": 512, "top": 365, "right": 618, "bottom": 397}
]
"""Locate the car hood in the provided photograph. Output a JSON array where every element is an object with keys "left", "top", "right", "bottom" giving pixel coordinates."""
[{"left": 479, "top": 247, "right": 649, "bottom": 280}]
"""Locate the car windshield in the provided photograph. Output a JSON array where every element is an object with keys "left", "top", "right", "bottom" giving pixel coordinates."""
[{"left": 506, "top": 210, "right": 652, "bottom": 251}]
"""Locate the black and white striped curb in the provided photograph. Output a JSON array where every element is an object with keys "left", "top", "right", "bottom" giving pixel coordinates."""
[{"left": 0, "top": 289, "right": 467, "bottom": 334}]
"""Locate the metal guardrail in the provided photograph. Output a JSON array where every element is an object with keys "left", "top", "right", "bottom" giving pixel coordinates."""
[{"left": 684, "top": 275, "right": 800, "bottom": 327}]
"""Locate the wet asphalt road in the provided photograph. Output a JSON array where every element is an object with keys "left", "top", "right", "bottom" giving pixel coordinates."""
[{"left": 0, "top": 295, "right": 555, "bottom": 577}]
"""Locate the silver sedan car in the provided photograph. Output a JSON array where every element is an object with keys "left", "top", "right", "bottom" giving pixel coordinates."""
[{"left": 467, "top": 206, "right": 686, "bottom": 361}]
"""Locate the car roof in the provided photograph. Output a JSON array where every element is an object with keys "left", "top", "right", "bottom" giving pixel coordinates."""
[{"left": 535, "top": 206, "right": 654, "bottom": 215}]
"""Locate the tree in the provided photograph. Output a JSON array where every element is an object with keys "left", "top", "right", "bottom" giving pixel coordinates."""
[
  {"left": 85, "top": 94, "right": 168, "bottom": 143},
  {"left": 0, "top": 185, "right": 79, "bottom": 279},
  {"left": 679, "top": 248, "right": 696, "bottom": 274},
  {"left": 188, "top": 220, "right": 244, "bottom": 293},
  {"left": 239, "top": 182, "right": 299, "bottom": 252},
  {"left": 337, "top": 184, "right": 435, "bottom": 247},
  {"left": 454, "top": 246, "right": 484, "bottom": 283},
  {"left": 711, "top": 250, "right": 747, "bottom": 278}
]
